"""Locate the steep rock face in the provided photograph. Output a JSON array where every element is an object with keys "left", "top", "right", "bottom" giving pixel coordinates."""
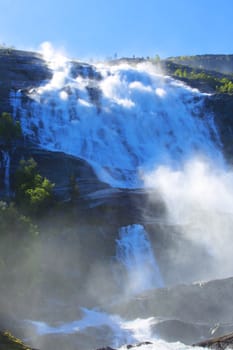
[
  {"left": 0, "top": 49, "right": 52, "bottom": 115},
  {"left": 104, "top": 277, "right": 233, "bottom": 345},
  {"left": 107, "top": 277, "right": 233, "bottom": 324},
  {"left": 205, "top": 94, "right": 233, "bottom": 163},
  {"left": 21, "top": 147, "right": 110, "bottom": 201}
]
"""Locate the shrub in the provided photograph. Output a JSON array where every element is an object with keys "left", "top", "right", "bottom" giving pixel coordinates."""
[
  {"left": 15, "top": 158, "right": 54, "bottom": 215},
  {"left": 0, "top": 112, "right": 21, "bottom": 143},
  {"left": 217, "top": 78, "right": 233, "bottom": 93}
]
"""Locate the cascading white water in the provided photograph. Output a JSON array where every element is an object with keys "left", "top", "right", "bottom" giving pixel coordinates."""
[
  {"left": 26, "top": 225, "right": 164, "bottom": 349},
  {"left": 10, "top": 50, "right": 229, "bottom": 349},
  {"left": 10, "top": 58, "right": 224, "bottom": 188},
  {"left": 27, "top": 308, "right": 204, "bottom": 350},
  {"left": 116, "top": 224, "right": 163, "bottom": 293}
]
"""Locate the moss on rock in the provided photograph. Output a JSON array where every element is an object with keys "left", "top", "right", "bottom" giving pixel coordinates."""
[{"left": 0, "top": 331, "right": 34, "bottom": 350}]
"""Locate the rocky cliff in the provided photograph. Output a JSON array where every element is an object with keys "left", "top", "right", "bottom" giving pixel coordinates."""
[{"left": 0, "top": 49, "right": 52, "bottom": 114}]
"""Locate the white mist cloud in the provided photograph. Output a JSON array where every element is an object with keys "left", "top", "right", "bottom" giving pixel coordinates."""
[
  {"left": 38, "top": 41, "right": 68, "bottom": 70},
  {"left": 39, "top": 41, "right": 55, "bottom": 61},
  {"left": 143, "top": 158, "right": 233, "bottom": 280},
  {"left": 39, "top": 41, "right": 67, "bottom": 62},
  {"left": 36, "top": 41, "right": 70, "bottom": 91}
]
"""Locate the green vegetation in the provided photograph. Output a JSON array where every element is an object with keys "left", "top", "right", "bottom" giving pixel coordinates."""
[
  {"left": 0, "top": 112, "right": 21, "bottom": 143},
  {"left": 217, "top": 78, "right": 233, "bottom": 93},
  {"left": 15, "top": 158, "right": 54, "bottom": 215},
  {"left": 0, "top": 331, "right": 32, "bottom": 350},
  {"left": 173, "top": 67, "right": 233, "bottom": 93}
]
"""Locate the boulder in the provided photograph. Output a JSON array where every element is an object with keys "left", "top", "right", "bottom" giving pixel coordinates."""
[
  {"left": 107, "top": 277, "right": 233, "bottom": 331},
  {"left": 194, "top": 331, "right": 233, "bottom": 349}
]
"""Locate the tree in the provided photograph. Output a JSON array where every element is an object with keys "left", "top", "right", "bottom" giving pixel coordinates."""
[
  {"left": 15, "top": 158, "right": 54, "bottom": 215},
  {"left": 0, "top": 112, "right": 21, "bottom": 144}
]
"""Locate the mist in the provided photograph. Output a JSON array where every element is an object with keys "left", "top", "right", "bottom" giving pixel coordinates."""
[{"left": 143, "top": 157, "right": 233, "bottom": 282}]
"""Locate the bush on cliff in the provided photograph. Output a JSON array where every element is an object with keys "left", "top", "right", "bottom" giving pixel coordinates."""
[
  {"left": 0, "top": 331, "right": 32, "bottom": 350},
  {"left": 217, "top": 78, "right": 233, "bottom": 93},
  {"left": 15, "top": 158, "right": 54, "bottom": 215},
  {"left": 173, "top": 67, "right": 233, "bottom": 93},
  {"left": 0, "top": 112, "right": 21, "bottom": 144}
]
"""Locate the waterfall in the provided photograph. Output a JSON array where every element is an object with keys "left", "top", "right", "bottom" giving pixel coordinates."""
[
  {"left": 9, "top": 59, "right": 224, "bottom": 189},
  {"left": 116, "top": 224, "right": 164, "bottom": 293}
]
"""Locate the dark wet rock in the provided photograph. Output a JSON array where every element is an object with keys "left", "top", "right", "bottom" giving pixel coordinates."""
[
  {"left": 0, "top": 49, "right": 52, "bottom": 115},
  {"left": 126, "top": 342, "right": 153, "bottom": 349},
  {"left": 86, "top": 85, "right": 102, "bottom": 106},
  {"left": 69, "top": 61, "right": 102, "bottom": 80},
  {"left": 194, "top": 331, "right": 233, "bottom": 349},
  {"left": 107, "top": 277, "right": 233, "bottom": 326},
  {"left": 205, "top": 94, "right": 233, "bottom": 163},
  {"left": 103, "top": 277, "right": 233, "bottom": 345},
  {"left": 27, "top": 147, "right": 109, "bottom": 201},
  {"left": 0, "top": 137, "right": 109, "bottom": 201},
  {"left": 152, "top": 319, "right": 210, "bottom": 344}
]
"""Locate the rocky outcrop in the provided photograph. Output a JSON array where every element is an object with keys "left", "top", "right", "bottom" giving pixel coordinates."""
[
  {"left": 194, "top": 331, "right": 233, "bottom": 349},
  {"left": 205, "top": 94, "right": 233, "bottom": 163},
  {"left": 0, "top": 49, "right": 52, "bottom": 115},
  {"left": 25, "top": 147, "right": 109, "bottom": 201},
  {"left": 4, "top": 140, "right": 161, "bottom": 217},
  {"left": 0, "top": 331, "right": 35, "bottom": 350},
  {"left": 106, "top": 277, "right": 233, "bottom": 339},
  {"left": 152, "top": 319, "right": 209, "bottom": 344}
]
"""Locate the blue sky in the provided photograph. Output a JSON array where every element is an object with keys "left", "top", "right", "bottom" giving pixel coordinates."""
[{"left": 0, "top": 0, "right": 233, "bottom": 59}]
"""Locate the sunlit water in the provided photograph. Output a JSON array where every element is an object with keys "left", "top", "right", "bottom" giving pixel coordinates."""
[
  {"left": 12, "top": 48, "right": 229, "bottom": 349},
  {"left": 116, "top": 224, "right": 164, "bottom": 293},
  {"left": 28, "top": 308, "right": 201, "bottom": 350},
  {"left": 10, "top": 55, "right": 223, "bottom": 188}
]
